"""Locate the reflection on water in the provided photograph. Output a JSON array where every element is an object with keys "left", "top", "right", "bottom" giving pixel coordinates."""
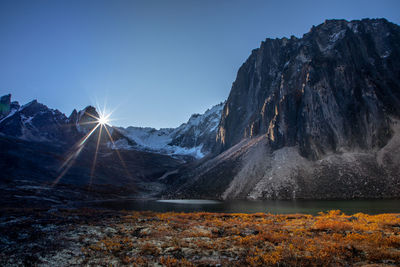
[{"left": 81, "top": 199, "right": 400, "bottom": 215}]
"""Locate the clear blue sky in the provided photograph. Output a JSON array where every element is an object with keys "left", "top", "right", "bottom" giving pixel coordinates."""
[{"left": 0, "top": 0, "right": 399, "bottom": 128}]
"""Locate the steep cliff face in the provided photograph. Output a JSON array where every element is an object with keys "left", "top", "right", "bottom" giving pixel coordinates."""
[
  {"left": 165, "top": 19, "right": 400, "bottom": 200},
  {"left": 216, "top": 18, "right": 400, "bottom": 159}
]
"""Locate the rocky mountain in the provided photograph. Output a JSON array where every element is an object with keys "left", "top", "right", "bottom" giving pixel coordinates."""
[
  {"left": 0, "top": 95, "right": 110, "bottom": 145},
  {"left": 0, "top": 95, "right": 178, "bottom": 198},
  {"left": 0, "top": 94, "right": 224, "bottom": 160},
  {"left": 0, "top": 96, "right": 71, "bottom": 143},
  {"left": 165, "top": 18, "right": 400, "bottom": 200},
  {"left": 115, "top": 102, "right": 224, "bottom": 158},
  {"left": 0, "top": 94, "right": 224, "bottom": 200}
]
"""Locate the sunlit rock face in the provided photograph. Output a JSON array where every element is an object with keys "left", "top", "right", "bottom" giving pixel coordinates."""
[
  {"left": 69, "top": 106, "right": 100, "bottom": 134},
  {"left": 215, "top": 18, "right": 400, "bottom": 159}
]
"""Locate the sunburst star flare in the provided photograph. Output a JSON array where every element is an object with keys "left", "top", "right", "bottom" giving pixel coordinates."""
[{"left": 48, "top": 106, "right": 131, "bottom": 188}]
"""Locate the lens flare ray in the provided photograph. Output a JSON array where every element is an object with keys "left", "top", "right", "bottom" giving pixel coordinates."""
[
  {"left": 89, "top": 124, "right": 102, "bottom": 188},
  {"left": 78, "top": 123, "right": 100, "bottom": 147}
]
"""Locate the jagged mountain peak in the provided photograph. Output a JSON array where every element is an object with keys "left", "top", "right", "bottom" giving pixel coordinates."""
[
  {"left": 74, "top": 105, "right": 100, "bottom": 133},
  {"left": 81, "top": 105, "right": 98, "bottom": 114},
  {"left": 76, "top": 105, "right": 99, "bottom": 121},
  {"left": 21, "top": 99, "right": 38, "bottom": 107},
  {"left": 305, "top": 18, "right": 390, "bottom": 35},
  {"left": 0, "top": 94, "right": 69, "bottom": 142},
  {"left": 215, "top": 18, "right": 400, "bottom": 159},
  {"left": 68, "top": 109, "right": 78, "bottom": 122},
  {"left": 0, "top": 94, "right": 108, "bottom": 144}
]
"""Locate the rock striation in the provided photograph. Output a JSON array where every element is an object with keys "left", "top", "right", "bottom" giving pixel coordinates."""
[{"left": 216, "top": 18, "right": 400, "bottom": 159}]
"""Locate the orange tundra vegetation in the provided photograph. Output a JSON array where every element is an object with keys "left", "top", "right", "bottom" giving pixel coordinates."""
[{"left": 80, "top": 210, "right": 400, "bottom": 266}]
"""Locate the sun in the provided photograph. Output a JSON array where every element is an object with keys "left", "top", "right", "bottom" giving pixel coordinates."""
[{"left": 97, "top": 114, "right": 110, "bottom": 125}]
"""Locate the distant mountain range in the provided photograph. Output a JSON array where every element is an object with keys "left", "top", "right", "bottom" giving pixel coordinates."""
[
  {"left": 0, "top": 93, "right": 223, "bottom": 158},
  {"left": 0, "top": 92, "right": 223, "bottom": 200},
  {"left": 114, "top": 103, "right": 224, "bottom": 158},
  {"left": 1, "top": 18, "right": 400, "bottom": 201}
]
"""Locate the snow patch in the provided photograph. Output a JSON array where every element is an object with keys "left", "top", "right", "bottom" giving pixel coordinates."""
[
  {"left": 381, "top": 50, "right": 391, "bottom": 58},
  {"left": 109, "top": 139, "right": 132, "bottom": 150},
  {"left": 330, "top": 29, "right": 346, "bottom": 43},
  {"left": 0, "top": 108, "right": 18, "bottom": 123},
  {"left": 113, "top": 102, "right": 224, "bottom": 159}
]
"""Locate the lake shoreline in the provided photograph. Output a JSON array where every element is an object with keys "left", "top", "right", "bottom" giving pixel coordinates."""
[{"left": 81, "top": 198, "right": 400, "bottom": 215}]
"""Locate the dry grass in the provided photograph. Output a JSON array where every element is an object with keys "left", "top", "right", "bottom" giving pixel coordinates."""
[{"left": 78, "top": 210, "right": 400, "bottom": 266}]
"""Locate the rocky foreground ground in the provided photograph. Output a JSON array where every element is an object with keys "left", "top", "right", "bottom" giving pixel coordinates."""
[{"left": 1, "top": 208, "right": 400, "bottom": 266}]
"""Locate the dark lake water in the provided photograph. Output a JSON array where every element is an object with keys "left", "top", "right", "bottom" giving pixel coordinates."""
[{"left": 80, "top": 199, "right": 400, "bottom": 215}]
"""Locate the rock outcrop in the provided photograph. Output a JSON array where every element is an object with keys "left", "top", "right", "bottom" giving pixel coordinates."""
[
  {"left": 166, "top": 19, "right": 400, "bottom": 200},
  {"left": 215, "top": 18, "right": 400, "bottom": 159},
  {"left": 0, "top": 97, "right": 70, "bottom": 142}
]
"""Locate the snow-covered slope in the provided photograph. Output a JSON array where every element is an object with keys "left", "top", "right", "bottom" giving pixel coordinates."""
[{"left": 116, "top": 102, "right": 224, "bottom": 158}]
